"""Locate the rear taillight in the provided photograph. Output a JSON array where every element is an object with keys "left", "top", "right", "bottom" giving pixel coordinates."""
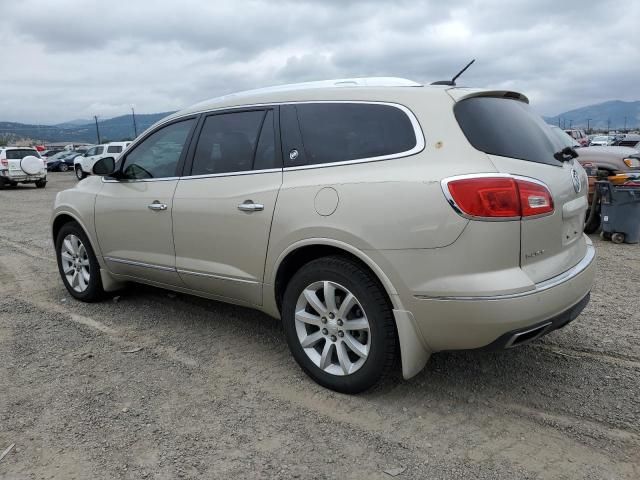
[
  {"left": 443, "top": 175, "right": 554, "bottom": 220},
  {"left": 0, "top": 159, "right": 7, "bottom": 167}
]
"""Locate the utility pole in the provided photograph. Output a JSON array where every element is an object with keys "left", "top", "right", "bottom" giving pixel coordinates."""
[
  {"left": 557, "top": 118, "right": 561, "bottom": 127},
  {"left": 94, "top": 116, "right": 101, "bottom": 144},
  {"left": 131, "top": 105, "right": 138, "bottom": 138},
  {"left": 586, "top": 118, "right": 592, "bottom": 133},
  {"left": 624, "top": 116, "right": 627, "bottom": 132},
  {"left": 607, "top": 118, "right": 611, "bottom": 133},
  {"left": 569, "top": 119, "right": 572, "bottom": 129}
]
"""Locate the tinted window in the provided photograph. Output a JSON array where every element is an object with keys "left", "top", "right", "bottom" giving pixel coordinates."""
[
  {"left": 292, "top": 103, "right": 417, "bottom": 166},
  {"left": 95, "top": 146, "right": 104, "bottom": 155},
  {"left": 253, "top": 110, "right": 277, "bottom": 170},
  {"left": 455, "top": 97, "right": 563, "bottom": 166},
  {"left": 121, "top": 119, "right": 194, "bottom": 179},
  {"left": 107, "top": 145, "right": 123, "bottom": 154},
  {"left": 191, "top": 110, "right": 266, "bottom": 175},
  {"left": 6, "top": 149, "right": 39, "bottom": 159}
]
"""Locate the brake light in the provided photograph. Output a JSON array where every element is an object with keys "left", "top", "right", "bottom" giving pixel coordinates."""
[
  {"left": 444, "top": 176, "right": 554, "bottom": 219},
  {"left": 0, "top": 158, "right": 7, "bottom": 167}
]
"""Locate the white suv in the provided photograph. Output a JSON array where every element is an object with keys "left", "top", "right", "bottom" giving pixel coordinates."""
[
  {"left": 0, "top": 147, "right": 47, "bottom": 188},
  {"left": 52, "top": 78, "right": 595, "bottom": 393},
  {"left": 74, "top": 142, "right": 130, "bottom": 180}
]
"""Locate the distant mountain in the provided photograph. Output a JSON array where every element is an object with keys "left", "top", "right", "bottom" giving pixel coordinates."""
[
  {"left": 0, "top": 111, "right": 175, "bottom": 144},
  {"left": 54, "top": 118, "right": 92, "bottom": 128},
  {"left": 544, "top": 100, "right": 640, "bottom": 130}
]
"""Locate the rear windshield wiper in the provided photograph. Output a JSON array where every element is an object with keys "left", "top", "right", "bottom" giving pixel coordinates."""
[{"left": 554, "top": 146, "right": 579, "bottom": 162}]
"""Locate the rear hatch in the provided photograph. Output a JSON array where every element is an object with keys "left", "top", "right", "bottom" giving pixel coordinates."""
[
  {"left": 4, "top": 149, "right": 39, "bottom": 175},
  {"left": 452, "top": 92, "right": 589, "bottom": 283}
]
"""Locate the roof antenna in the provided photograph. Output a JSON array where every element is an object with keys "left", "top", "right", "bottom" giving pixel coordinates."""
[{"left": 431, "top": 59, "right": 476, "bottom": 86}]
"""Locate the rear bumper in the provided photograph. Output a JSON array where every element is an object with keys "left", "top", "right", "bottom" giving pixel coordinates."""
[
  {"left": 468, "top": 292, "right": 590, "bottom": 351},
  {"left": 407, "top": 242, "right": 596, "bottom": 351},
  {"left": 0, "top": 170, "right": 46, "bottom": 183}
]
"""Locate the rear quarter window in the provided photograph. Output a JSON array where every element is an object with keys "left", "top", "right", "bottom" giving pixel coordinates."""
[
  {"left": 283, "top": 103, "right": 418, "bottom": 167},
  {"left": 455, "top": 97, "right": 563, "bottom": 166},
  {"left": 107, "top": 146, "right": 123, "bottom": 154}
]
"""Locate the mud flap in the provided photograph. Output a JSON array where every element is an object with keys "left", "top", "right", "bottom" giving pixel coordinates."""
[{"left": 393, "top": 309, "right": 431, "bottom": 379}]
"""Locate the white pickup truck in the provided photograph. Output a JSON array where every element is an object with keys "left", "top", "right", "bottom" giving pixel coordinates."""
[
  {"left": 0, "top": 147, "right": 47, "bottom": 188},
  {"left": 74, "top": 142, "right": 131, "bottom": 180}
]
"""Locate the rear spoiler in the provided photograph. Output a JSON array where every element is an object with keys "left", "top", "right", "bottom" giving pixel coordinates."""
[{"left": 446, "top": 88, "right": 529, "bottom": 104}]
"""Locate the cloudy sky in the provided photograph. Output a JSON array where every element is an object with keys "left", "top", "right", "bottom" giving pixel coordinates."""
[{"left": 1, "top": 0, "right": 638, "bottom": 124}]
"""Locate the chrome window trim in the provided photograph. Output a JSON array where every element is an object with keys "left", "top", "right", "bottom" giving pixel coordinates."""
[
  {"left": 414, "top": 243, "right": 595, "bottom": 301},
  {"left": 177, "top": 268, "right": 259, "bottom": 285},
  {"left": 104, "top": 101, "right": 424, "bottom": 183},
  {"left": 440, "top": 173, "right": 555, "bottom": 222},
  {"left": 104, "top": 256, "right": 176, "bottom": 272},
  {"left": 180, "top": 168, "right": 281, "bottom": 181}
]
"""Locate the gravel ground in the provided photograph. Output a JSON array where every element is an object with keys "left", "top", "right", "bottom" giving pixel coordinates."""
[{"left": 0, "top": 173, "right": 638, "bottom": 479}]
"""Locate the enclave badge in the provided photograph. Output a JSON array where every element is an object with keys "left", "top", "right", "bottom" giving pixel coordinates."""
[{"left": 571, "top": 169, "right": 581, "bottom": 193}]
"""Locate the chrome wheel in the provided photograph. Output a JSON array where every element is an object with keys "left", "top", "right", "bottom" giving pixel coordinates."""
[
  {"left": 60, "top": 234, "right": 90, "bottom": 292},
  {"left": 294, "top": 281, "right": 371, "bottom": 376}
]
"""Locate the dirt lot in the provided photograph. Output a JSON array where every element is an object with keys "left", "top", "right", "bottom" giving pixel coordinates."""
[{"left": 0, "top": 173, "right": 638, "bottom": 479}]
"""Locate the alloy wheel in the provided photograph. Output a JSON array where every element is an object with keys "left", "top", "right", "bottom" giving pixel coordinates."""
[
  {"left": 60, "top": 234, "right": 90, "bottom": 292},
  {"left": 294, "top": 281, "right": 371, "bottom": 376}
]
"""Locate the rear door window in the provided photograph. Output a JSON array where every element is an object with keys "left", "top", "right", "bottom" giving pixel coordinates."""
[
  {"left": 455, "top": 97, "right": 564, "bottom": 166},
  {"left": 190, "top": 109, "right": 276, "bottom": 175},
  {"left": 283, "top": 103, "right": 417, "bottom": 167},
  {"left": 107, "top": 145, "right": 123, "bottom": 154}
]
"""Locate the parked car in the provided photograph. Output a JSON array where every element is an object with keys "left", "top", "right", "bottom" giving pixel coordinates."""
[
  {"left": 52, "top": 78, "right": 595, "bottom": 393},
  {"left": 613, "top": 133, "right": 640, "bottom": 149},
  {"left": 47, "top": 151, "right": 82, "bottom": 172},
  {"left": 564, "top": 129, "right": 589, "bottom": 146},
  {"left": 589, "top": 135, "right": 615, "bottom": 146},
  {"left": 0, "top": 147, "right": 47, "bottom": 188},
  {"left": 549, "top": 127, "right": 640, "bottom": 174},
  {"left": 73, "top": 142, "right": 131, "bottom": 179}
]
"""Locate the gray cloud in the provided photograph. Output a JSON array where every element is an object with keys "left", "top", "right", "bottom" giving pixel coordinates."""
[{"left": 1, "top": 0, "right": 638, "bottom": 124}]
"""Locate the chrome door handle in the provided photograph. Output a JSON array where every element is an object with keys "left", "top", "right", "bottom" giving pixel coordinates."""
[
  {"left": 238, "top": 200, "right": 264, "bottom": 212},
  {"left": 148, "top": 202, "right": 168, "bottom": 211}
]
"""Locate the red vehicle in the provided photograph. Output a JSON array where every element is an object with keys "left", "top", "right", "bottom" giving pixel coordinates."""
[{"left": 564, "top": 129, "right": 589, "bottom": 147}]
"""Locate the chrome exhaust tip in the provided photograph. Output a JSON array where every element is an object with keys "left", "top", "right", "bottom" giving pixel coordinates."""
[{"left": 505, "top": 321, "right": 552, "bottom": 348}]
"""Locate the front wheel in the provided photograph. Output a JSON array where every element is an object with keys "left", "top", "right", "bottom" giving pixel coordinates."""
[
  {"left": 55, "top": 222, "right": 106, "bottom": 302},
  {"left": 281, "top": 256, "right": 397, "bottom": 393},
  {"left": 59, "top": 163, "right": 69, "bottom": 172},
  {"left": 75, "top": 166, "right": 86, "bottom": 180}
]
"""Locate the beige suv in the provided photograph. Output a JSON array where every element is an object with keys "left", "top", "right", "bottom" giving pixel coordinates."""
[{"left": 51, "top": 78, "right": 596, "bottom": 393}]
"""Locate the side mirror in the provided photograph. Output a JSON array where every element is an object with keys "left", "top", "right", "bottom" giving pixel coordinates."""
[{"left": 92, "top": 156, "right": 116, "bottom": 176}]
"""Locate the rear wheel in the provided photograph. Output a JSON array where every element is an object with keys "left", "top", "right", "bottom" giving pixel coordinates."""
[
  {"left": 55, "top": 222, "right": 106, "bottom": 302},
  {"left": 75, "top": 165, "right": 86, "bottom": 180},
  {"left": 59, "top": 163, "right": 69, "bottom": 172},
  {"left": 35, "top": 180, "right": 47, "bottom": 188},
  {"left": 281, "top": 256, "right": 397, "bottom": 393}
]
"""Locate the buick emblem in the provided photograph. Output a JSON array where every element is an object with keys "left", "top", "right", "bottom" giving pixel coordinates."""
[{"left": 571, "top": 169, "right": 581, "bottom": 193}]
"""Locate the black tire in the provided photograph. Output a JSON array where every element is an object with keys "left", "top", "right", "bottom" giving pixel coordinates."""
[
  {"left": 55, "top": 222, "right": 106, "bottom": 302},
  {"left": 75, "top": 166, "right": 86, "bottom": 180},
  {"left": 281, "top": 255, "right": 397, "bottom": 394},
  {"left": 59, "top": 163, "right": 69, "bottom": 172},
  {"left": 35, "top": 180, "right": 47, "bottom": 188}
]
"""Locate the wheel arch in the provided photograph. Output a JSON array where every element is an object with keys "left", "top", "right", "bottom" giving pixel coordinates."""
[
  {"left": 272, "top": 239, "right": 401, "bottom": 315},
  {"left": 51, "top": 211, "right": 100, "bottom": 257}
]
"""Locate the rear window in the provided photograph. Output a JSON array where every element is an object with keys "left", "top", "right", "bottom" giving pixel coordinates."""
[
  {"left": 107, "top": 145, "right": 123, "bottom": 154},
  {"left": 6, "top": 149, "right": 39, "bottom": 159},
  {"left": 455, "top": 97, "right": 563, "bottom": 166},
  {"left": 286, "top": 103, "right": 417, "bottom": 167}
]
